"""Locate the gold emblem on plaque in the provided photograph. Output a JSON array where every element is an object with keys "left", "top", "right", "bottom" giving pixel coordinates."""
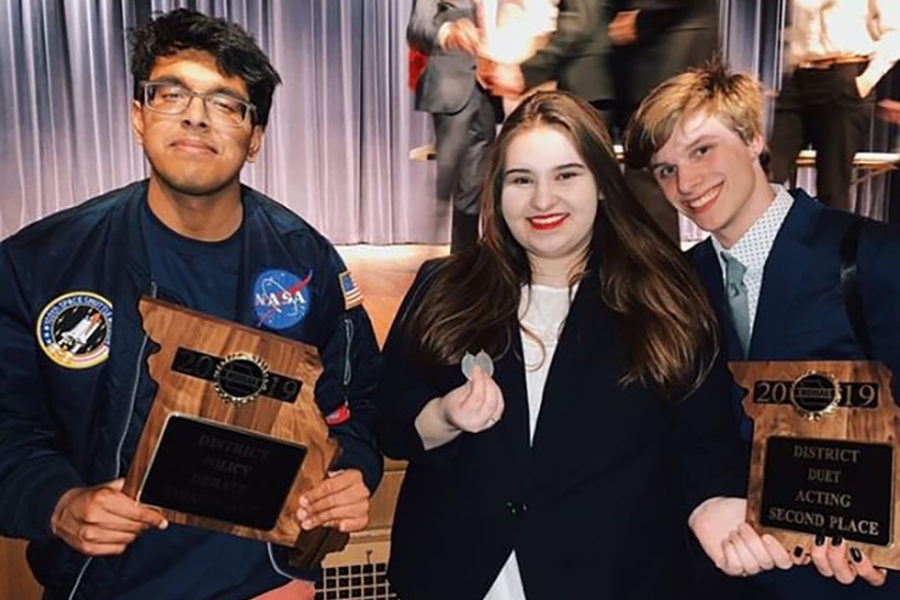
[
  {"left": 213, "top": 352, "right": 270, "bottom": 406},
  {"left": 790, "top": 371, "right": 841, "bottom": 421}
]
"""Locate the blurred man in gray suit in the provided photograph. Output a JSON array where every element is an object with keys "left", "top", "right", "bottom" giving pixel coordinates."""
[
  {"left": 408, "top": 0, "right": 496, "bottom": 252},
  {"left": 610, "top": 0, "right": 720, "bottom": 243}
]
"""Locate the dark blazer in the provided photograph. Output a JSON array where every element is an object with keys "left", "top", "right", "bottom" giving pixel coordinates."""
[
  {"left": 690, "top": 189, "right": 900, "bottom": 599},
  {"left": 377, "top": 261, "right": 744, "bottom": 600},
  {"left": 521, "top": 0, "right": 615, "bottom": 103},
  {"left": 407, "top": 0, "right": 478, "bottom": 114},
  {"left": 613, "top": 0, "right": 719, "bottom": 109}
]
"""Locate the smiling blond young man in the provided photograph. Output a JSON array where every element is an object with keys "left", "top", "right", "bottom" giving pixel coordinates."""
[
  {"left": 0, "top": 9, "right": 381, "bottom": 600},
  {"left": 624, "top": 62, "right": 900, "bottom": 599}
]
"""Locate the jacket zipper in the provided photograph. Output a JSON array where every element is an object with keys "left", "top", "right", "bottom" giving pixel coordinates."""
[
  {"left": 342, "top": 316, "right": 353, "bottom": 386},
  {"left": 67, "top": 281, "right": 158, "bottom": 600},
  {"left": 66, "top": 554, "right": 91, "bottom": 600}
]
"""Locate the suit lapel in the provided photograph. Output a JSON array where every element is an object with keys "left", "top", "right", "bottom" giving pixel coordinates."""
[
  {"left": 529, "top": 276, "right": 602, "bottom": 464},
  {"left": 693, "top": 239, "right": 744, "bottom": 361},
  {"left": 493, "top": 329, "right": 531, "bottom": 478},
  {"left": 749, "top": 192, "right": 818, "bottom": 359}
]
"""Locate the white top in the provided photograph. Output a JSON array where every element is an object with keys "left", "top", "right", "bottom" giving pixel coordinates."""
[
  {"left": 788, "top": 0, "right": 900, "bottom": 87},
  {"left": 790, "top": 0, "right": 876, "bottom": 61},
  {"left": 711, "top": 185, "right": 794, "bottom": 339},
  {"left": 483, "top": 283, "right": 574, "bottom": 600}
]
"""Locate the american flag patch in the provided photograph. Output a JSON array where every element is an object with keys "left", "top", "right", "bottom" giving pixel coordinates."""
[{"left": 339, "top": 270, "right": 363, "bottom": 309}]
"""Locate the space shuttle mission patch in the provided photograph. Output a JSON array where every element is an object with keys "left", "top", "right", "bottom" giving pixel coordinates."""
[
  {"left": 37, "top": 291, "right": 113, "bottom": 369},
  {"left": 339, "top": 270, "right": 363, "bottom": 310}
]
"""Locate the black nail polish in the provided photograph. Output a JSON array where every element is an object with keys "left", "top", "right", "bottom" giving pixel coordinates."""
[
  {"left": 832, "top": 534, "right": 843, "bottom": 546},
  {"left": 793, "top": 546, "right": 803, "bottom": 558},
  {"left": 815, "top": 532, "right": 825, "bottom": 546},
  {"left": 850, "top": 547, "right": 862, "bottom": 563}
]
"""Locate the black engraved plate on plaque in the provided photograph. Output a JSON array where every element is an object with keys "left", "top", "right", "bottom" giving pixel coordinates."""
[
  {"left": 139, "top": 414, "right": 307, "bottom": 530},
  {"left": 760, "top": 437, "right": 893, "bottom": 545}
]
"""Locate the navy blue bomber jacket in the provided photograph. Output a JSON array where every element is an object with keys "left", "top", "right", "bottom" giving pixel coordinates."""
[{"left": 0, "top": 180, "right": 382, "bottom": 598}]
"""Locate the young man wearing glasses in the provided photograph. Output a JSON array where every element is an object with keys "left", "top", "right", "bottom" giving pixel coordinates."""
[{"left": 0, "top": 9, "right": 381, "bottom": 600}]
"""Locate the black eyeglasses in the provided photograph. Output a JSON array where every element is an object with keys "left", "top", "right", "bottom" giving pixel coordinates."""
[{"left": 141, "top": 81, "right": 255, "bottom": 128}]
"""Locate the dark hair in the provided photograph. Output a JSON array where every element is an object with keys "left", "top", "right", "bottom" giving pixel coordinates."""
[
  {"left": 129, "top": 8, "right": 281, "bottom": 126},
  {"left": 404, "top": 91, "right": 720, "bottom": 398}
]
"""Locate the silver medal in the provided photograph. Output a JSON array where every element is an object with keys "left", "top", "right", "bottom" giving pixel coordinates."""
[{"left": 461, "top": 349, "right": 494, "bottom": 379}]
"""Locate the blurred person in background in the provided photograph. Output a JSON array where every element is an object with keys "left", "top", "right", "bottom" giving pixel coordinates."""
[
  {"left": 769, "top": 0, "right": 900, "bottom": 213},
  {"left": 407, "top": 0, "right": 498, "bottom": 252},
  {"left": 486, "top": 1, "right": 615, "bottom": 119},
  {"left": 609, "top": 0, "right": 720, "bottom": 244}
]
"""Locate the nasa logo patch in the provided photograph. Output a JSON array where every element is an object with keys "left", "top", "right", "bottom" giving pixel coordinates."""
[
  {"left": 253, "top": 268, "right": 313, "bottom": 330},
  {"left": 36, "top": 291, "right": 114, "bottom": 369}
]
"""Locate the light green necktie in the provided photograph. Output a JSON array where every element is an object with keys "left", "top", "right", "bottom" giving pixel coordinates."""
[{"left": 722, "top": 252, "right": 750, "bottom": 357}]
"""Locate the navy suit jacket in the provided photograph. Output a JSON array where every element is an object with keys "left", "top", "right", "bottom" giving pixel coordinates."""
[
  {"left": 377, "top": 260, "right": 744, "bottom": 600},
  {"left": 690, "top": 189, "right": 900, "bottom": 598}
]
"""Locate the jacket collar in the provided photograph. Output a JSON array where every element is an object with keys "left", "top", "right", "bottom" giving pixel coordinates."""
[
  {"left": 491, "top": 322, "right": 531, "bottom": 481},
  {"left": 115, "top": 180, "right": 273, "bottom": 318},
  {"left": 749, "top": 189, "right": 820, "bottom": 358},
  {"left": 115, "top": 179, "right": 153, "bottom": 289}
]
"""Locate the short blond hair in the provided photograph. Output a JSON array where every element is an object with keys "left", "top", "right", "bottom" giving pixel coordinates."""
[{"left": 623, "top": 61, "right": 765, "bottom": 169}]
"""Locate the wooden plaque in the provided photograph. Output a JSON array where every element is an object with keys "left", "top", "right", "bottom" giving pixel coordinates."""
[
  {"left": 123, "top": 297, "right": 347, "bottom": 556},
  {"left": 731, "top": 360, "right": 900, "bottom": 569}
]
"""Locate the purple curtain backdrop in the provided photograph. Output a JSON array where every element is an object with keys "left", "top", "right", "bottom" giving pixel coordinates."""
[{"left": 0, "top": 0, "right": 894, "bottom": 242}]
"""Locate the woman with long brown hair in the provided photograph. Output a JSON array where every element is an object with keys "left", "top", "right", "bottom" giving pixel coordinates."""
[{"left": 377, "top": 91, "right": 750, "bottom": 600}]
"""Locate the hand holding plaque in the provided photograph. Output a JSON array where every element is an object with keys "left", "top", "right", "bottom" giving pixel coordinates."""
[
  {"left": 122, "top": 297, "right": 349, "bottom": 564},
  {"left": 730, "top": 360, "right": 900, "bottom": 570}
]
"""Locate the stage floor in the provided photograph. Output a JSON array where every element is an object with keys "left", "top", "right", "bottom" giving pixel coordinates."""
[{"left": 337, "top": 244, "right": 448, "bottom": 346}]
